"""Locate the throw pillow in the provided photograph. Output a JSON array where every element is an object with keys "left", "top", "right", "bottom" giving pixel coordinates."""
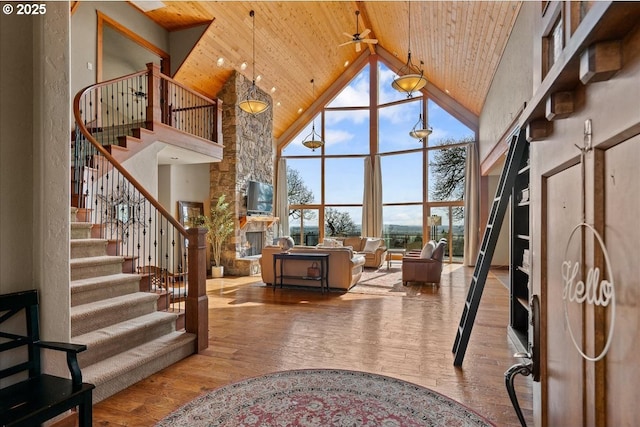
[
  {"left": 420, "top": 240, "right": 436, "bottom": 258},
  {"left": 362, "top": 238, "right": 382, "bottom": 253}
]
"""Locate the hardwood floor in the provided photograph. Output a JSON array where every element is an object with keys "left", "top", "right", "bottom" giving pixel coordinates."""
[{"left": 92, "top": 265, "right": 533, "bottom": 426}]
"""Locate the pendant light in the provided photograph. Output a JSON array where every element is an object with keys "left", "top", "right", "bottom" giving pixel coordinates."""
[
  {"left": 238, "top": 10, "right": 269, "bottom": 115},
  {"left": 409, "top": 113, "right": 432, "bottom": 142},
  {"left": 409, "top": 98, "right": 432, "bottom": 142},
  {"left": 392, "top": 1, "right": 427, "bottom": 98},
  {"left": 302, "top": 79, "right": 324, "bottom": 151}
]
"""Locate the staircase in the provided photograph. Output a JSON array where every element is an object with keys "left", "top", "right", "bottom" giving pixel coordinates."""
[{"left": 70, "top": 207, "right": 196, "bottom": 403}]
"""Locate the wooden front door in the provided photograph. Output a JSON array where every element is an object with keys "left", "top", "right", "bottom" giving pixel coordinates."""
[{"left": 541, "top": 134, "right": 639, "bottom": 426}]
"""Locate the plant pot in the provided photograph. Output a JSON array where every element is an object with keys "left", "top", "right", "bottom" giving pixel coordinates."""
[{"left": 211, "top": 266, "right": 224, "bottom": 278}]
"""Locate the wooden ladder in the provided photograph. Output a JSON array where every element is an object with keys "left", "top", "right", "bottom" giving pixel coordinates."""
[{"left": 452, "top": 128, "right": 528, "bottom": 366}]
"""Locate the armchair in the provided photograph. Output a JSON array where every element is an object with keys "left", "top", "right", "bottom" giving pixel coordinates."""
[{"left": 402, "top": 239, "right": 447, "bottom": 286}]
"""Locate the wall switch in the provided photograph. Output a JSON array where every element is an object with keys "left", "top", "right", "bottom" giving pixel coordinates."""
[{"left": 87, "top": 62, "right": 93, "bottom": 70}]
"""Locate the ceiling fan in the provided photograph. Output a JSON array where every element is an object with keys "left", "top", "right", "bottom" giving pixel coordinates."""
[{"left": 339, "top": 10, "right": 378, "bottom": 52}]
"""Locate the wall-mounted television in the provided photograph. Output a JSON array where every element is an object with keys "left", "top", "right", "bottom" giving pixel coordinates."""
[{"left": 246, "top": 180, "right": 273, "bottom": 215}]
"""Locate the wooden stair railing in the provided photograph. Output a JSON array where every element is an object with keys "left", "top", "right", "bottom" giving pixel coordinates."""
[{"left": 73, "top": 73, "right": 210, "bottom": 352}]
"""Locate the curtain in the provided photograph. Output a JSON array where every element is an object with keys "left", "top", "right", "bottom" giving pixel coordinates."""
[
  {"left": 463, "top": 143, "right": 480, "bottom": 266},
  {"left": 274, "top": 158, "right": 289, "bottom": 237},
  {"left": 361, "top": 155, "right": 383, "bottom": 237}
]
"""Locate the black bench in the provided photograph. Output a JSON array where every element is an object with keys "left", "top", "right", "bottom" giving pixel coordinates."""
[{"left": 0, "top": 289, "right": 94, "bottom": 427}]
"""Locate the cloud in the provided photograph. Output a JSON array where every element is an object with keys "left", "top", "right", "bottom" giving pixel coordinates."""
[
  {"left": 378, "top": 67, "right": 402, "bottom": 104},
  {"left": 326, "top": 109, "right": 369, "bottom": 126},
  {"left": 378, "top": 100, "right": 417, "bottom": 125},
  {"left": 328, "top": 72, "right": 370, "bottom": 108},
  {"left": 325, "top": 128, "right": 354, "bottom": 146}
]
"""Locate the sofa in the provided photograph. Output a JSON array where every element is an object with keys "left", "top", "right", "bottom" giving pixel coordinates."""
[
  {"left": 261, "top": 245, "right": 366, "bottom": 291},
  {"left": 329, "top": 237, "right": 388, "bottom": 269}
]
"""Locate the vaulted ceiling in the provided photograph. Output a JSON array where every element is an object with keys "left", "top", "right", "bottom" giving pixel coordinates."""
[{"left": 138, "top": 1, "right": 522, "bottom": 143}]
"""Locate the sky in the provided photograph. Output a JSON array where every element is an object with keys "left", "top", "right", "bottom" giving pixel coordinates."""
[{"left": 282, "top": 61, "right": 474, "bottom": 227}]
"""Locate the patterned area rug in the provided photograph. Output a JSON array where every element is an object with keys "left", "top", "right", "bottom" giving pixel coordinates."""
[{"left": 156, "top": 369, "right": 493, "bottom": 426}]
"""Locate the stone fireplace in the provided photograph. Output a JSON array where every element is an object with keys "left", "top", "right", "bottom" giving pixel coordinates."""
[
  {"left": 244, "top": 232, "right": 264, "bottom": 257},
  {"left": 209, "top": 71, "right": 275, "bottom": 276}
]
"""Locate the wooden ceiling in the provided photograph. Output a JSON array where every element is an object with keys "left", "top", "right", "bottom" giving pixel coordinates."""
[{"left": 139, "top": 1, "right": 522, "bottom": 141}]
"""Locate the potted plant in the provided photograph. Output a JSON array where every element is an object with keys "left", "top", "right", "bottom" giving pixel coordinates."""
[{"left": 199, "top": 194, "right": 234, "bottom": 278}]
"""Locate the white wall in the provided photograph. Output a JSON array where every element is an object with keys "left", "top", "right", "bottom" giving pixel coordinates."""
[
  {"left": 169, "top": 24, "right": 209, "bottom": 77},
  {"left": 159, "top": 163, "right": 211, "bottom": 267},
  {"left": 487, "top": 175, "right": 511, "bottom": 266},
  {"left": 102, "top": 25, "right": 161, "bottom": 80},
  {"left": 0, "top": 3, "right": 71, "bottom": 376},
  {"left": 158, "top": 163, "right": 211, "bottom": 217},
  {"left": 1, "top": 9, "right": 34, "bottom": 293},
  {"left": 479, "top": 2, "right": 534, "bottom": 163},
  {"left": 479, "top": 3, "right": 534, "bottom": 267},
  {"left": 71, "top": 1, "right": 169, "bottom": 96}
]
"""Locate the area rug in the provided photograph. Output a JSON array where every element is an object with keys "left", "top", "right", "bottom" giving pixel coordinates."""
[
  {"left": 349, "top": 267, "right": 407, "bottom": 295},
  {"left": 155, "top": 369, "right": 493, "bottom": 426}
]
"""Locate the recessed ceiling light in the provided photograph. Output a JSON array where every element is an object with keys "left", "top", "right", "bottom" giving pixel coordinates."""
[
  {"left": 255, "top": 75, "right": 262, "bottom": 83},
  {"left": 344, "top": 60, "right": 350, "bottom": 67},
  {"left": 270, "top": 87, "right": 276, "bottom": 93},
  {"left": 297, "top": 108, "right": 303, "bottom": 114},
  {"left": 445, "top": 89, "right": 450, "bottom": 94},
  {"left": 240, "top": 62, "right": 248, "bottom": 71},
  {"left": 216, "top": 57, "right": 225, "bottom": 67}
]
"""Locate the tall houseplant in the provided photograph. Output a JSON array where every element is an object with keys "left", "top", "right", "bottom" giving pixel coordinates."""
[{"left": 199, "top": 194, "right": 234, "bottom": 277}]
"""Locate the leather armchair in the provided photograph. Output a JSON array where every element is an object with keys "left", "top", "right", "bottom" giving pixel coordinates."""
[{"left": 402, "top": 239, "right": 447, "bottom": 285}]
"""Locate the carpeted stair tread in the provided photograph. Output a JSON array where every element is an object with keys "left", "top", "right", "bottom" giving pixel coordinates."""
[
  {"left": 70, "top": 238, "right": 109, "bottom": 258},
  {"left": 70, "top": 255, "right": 125, "bottom": 281},
  {"left": 71, "top": 292, "right": 159, "bottom": 336},
  {"left": 74, "top": 311, "right": 179, "bottom": 367},
  {"left": 71, "top": 272, "right": 140, "bottom": 290},
  {"left": 70, "top": 273, "right": 141, "bottom": 306},
  {"left": 71, "top": 222, "right": 92, "bottom": 239},
  {"left": 84, "top": 331, "right": 196, "bottom": 403}
]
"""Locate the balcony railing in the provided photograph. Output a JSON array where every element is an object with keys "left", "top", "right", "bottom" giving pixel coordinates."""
[{"left": 74, "top": 63, "right": 222, "bottom": 150}]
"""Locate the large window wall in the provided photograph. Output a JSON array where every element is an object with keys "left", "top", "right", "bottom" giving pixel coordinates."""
[{"left": 281, "top": 58, "right": 475, "bottom": 262}]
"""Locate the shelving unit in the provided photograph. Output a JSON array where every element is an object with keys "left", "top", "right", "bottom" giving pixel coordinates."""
[{"left": 508, "top": 142, "right": 530, "bottom": 353}]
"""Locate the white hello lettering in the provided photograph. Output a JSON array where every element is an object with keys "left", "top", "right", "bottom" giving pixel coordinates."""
[{"left": 561, "top": 260, "right": 613, "bottom": 307}]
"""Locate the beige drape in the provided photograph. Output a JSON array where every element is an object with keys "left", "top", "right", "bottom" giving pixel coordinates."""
[
  {"left": 274, "top": 158, "right": 289, "bottom": 237},
  {"left": 463, "top": 143, "right": 480, "bottom": 266},
  {"left": 362, "top": 155, "right": 383, "bottom": 237}
]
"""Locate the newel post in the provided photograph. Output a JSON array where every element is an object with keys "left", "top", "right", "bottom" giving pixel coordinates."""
[
  {"left": 187, "top": 227, "right": 208, "bottom": 352},
  {"left": 146, "top": 62, "right": 162, "bottom": 127}
]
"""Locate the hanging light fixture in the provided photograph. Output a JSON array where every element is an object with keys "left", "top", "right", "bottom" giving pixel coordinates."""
[
  {"left": 302, "top": 79, "right": 324, "bottom": 151},
  {"left": 409, "top": 113, "right": 432, "bottom": 142},
  {"left": 238, "top": 10, "right": 269, "bottom": 115},
  {"left": 392, "top": 1, "right": 427, "bottom": 97}
]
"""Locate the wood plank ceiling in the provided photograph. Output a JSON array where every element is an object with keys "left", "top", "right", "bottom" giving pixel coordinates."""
[{"left": 139, "top": 1, "right": 522, "bottom": 142}]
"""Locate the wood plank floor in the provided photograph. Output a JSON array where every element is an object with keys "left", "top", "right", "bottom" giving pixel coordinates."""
[{"left": 92, "top": 265, "right": 533, "bottom": 426}]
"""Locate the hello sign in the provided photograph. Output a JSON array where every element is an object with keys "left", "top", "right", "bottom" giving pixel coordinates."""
[{"left": 561, "top": 222, "right": 616, "bottom": 362}]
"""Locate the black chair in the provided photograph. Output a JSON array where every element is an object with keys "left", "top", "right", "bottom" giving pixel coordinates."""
[{"left": 0, "top": 289, "right": 94, "bottom": 427}]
